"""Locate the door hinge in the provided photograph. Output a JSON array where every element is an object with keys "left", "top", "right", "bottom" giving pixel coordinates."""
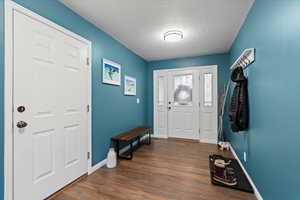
[
  {"left": 87, "top": 104, "right": 90, "bottom": 112},
  {"left": 87, "top": 152, "right": 90, "bottom": 160},
  {"left": 86, "top": 57, "right": 90, "bottom": 65}
]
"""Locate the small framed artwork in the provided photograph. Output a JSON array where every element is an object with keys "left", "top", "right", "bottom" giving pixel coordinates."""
[
  {"left": 102, "top": 58, "right": 121, "bottom": 85},
  {"left": 124, "top": 75, "right": 136, "bottom": 96}
]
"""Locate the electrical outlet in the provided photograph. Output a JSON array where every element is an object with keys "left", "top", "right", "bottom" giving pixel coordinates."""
[{"left": 243, "top": 152, "right": 247, "bottom": 162}]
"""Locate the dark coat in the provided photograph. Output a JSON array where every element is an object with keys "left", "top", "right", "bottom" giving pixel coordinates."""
[{"left": 229, "top": 67, "right": 249, "bottom": 132}]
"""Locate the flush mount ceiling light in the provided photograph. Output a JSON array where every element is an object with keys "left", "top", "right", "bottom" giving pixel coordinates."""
[{"left": 164, "top": 30, "right": 183, "bottom": 42}]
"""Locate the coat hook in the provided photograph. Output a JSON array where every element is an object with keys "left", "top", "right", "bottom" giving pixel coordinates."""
[
  {"left": 246, "top": 57, "right": 251, "bottom": 64},
  {"left": 238, "top": 60, "right": 242, "bottom": 67},
  {"left": 241, "top": 57, "right": 248, "bottom": 67},
  {"left": 244, "top": 56, "right": 251, "bottom": 64},
  {"left": 230, "top": 48, "right": 255, "bottom": 70},
  {"left": 239, "top": 60, "right": 245, "bottom": 68}
]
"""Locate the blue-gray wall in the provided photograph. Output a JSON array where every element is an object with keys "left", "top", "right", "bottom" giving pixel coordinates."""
[
  {"left": 0, "top": 0, "right": 148, "bottom": 199},
  {"left": 227, "top": 1, "right": 300, "bottom": 199},
  {"left": 2, "top": 0, "right": 298, "bottom": 200},
  {"left": 147, "top": 54, "right": 230, "bottom": 128}
]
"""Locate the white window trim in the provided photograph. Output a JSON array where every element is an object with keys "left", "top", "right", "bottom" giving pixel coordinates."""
[
  {"left": 204, "top": 72, "right": 213, "bottom": 107},
  {"left": 4, "top": 1, "right": 93, "bottom": 199}
]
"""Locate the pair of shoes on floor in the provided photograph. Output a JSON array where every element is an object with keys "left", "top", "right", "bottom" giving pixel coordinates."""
[
  {"left": 212, "top": 158, "right": 237, "bottom": 186},
  {"left": 218, "top": 141, "right": 230, "bottom": 151}
]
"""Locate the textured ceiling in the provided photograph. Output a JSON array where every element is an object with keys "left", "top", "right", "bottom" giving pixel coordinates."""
[{"left": 60, "top": 0, "right": 254, "bottom": 61}]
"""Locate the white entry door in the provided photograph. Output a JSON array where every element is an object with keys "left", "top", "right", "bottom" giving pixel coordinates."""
[
  {"left": 153, "top": 66, "right": 218, "bottom": 142},
  {"left": 167, "top": 70, "right": 199, "bottom": 139},
  {"left": 13, "top": 10, "right": 89, "bottom": 200}
]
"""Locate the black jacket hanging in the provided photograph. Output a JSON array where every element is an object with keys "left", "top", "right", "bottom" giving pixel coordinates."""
[{"left": 229, "top": 67, "right": 249, "bottom": 132}]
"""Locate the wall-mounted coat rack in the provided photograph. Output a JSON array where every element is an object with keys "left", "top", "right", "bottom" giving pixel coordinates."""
[{"left": 230, "top": 48, "right": 255, "bottom": 70}]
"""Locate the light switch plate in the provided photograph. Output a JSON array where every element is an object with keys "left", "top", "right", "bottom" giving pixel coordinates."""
[
  {"left": 137, "top": 98, "right": 140, "bottom": 104},
  {"left": 243, "top": 152, "right": 247, "bottom": 162}
]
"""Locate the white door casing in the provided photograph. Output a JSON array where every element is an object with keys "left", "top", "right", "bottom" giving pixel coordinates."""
[
  {"left": 153, "top": 66, "right": 218, "bottom": 142},
  {"left": 5, "top": 1, "right": 92, "bottom": 200},
  {"left": 168, "top": 69, "right": 200, "bottom": 139}
]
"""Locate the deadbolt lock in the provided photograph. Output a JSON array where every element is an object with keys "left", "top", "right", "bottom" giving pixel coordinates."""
[{"left": 17, "top": 106, "right": 25, "bottom": 113}]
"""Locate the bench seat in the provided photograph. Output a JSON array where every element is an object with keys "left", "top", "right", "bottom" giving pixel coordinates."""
[{"left": 111, "top": 126, "right": 151, "bottom": 160}]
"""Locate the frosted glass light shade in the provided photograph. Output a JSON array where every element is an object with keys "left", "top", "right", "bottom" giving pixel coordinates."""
[{"left": 164, "top": 30, "right": 183, "bottom": 42}]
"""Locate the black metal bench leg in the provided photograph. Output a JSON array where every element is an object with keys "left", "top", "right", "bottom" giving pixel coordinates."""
[
  {"left": 149, "top": 130, "right": 151, "bottom": 144},
  {"left": 129, "top": 142, "right": 133, "bottom": 160},
  {"left": 138, "top": 136, "right": 141, "bottom": 146},
  {"left": 116, "top": 141, "right": 133, "bottom": 160},
  {"left": 146, "top": 130, "right": 151, "bottom": 145},
  {"left": 116, "top": 140, "right": 120, "bottom": 158}
]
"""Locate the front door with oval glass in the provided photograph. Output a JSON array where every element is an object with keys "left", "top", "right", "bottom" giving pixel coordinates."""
[
  {"left": 168, "top": 70, "right": 199, "bottom": 139},
  {"left": 154, "top": 66, "right": 218, "bottom": 143}
]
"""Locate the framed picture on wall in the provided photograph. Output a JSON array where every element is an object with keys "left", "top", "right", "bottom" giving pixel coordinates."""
[
  {"left": 102, "top": 58, "right": 121, "bottom": 85},
  {"left": 124, "top": 75, "right": 136, "bottom": 96}
]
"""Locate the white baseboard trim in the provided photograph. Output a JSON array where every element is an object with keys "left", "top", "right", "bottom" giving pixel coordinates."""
[
  {"left": 152, "top": 134, "right": 168, "bottom": 139},
  {"left": 88, "top": 158, "right": 107, "bottom": 175},
  {"left": 200, "top": 138, "right": 217, "bottom": 144},
  {"left": 229, "top": 144, "right": 263, "bottom": 200}
]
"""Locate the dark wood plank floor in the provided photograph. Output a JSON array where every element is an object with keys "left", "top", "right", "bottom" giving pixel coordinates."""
[{"left": 51, "top": 138, "right": 256, "bottom": 200}]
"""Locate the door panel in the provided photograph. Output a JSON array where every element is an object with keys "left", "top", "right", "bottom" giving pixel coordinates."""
[
  {"left": 13, "top": 11, "right": 59, "bottom": 200},
  {"left": 33, "top": 129, "right": 55, "bottom": 183},
  {"left": 168, "top": 70, "right": 199, "bottom": 139},
  {"left": 64, "top": 125, "right": 80, "bottom": 171},
  {"left": 60, "top": 31, "right": 88, "bottom": 186},
  {"left": 13, "top": 10, "right": 88, "bottom": 200}
]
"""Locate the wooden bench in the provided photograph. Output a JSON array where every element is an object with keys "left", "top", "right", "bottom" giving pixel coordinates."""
[{"left": 111, "top": 126, "right": 151, "bottom": 160}]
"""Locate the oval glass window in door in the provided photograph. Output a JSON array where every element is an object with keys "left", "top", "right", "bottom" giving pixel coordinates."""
[{"left": 174, "top": 74, "right": 193, "bottom": 105}]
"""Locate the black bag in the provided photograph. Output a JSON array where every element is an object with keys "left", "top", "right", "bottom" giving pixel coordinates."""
[{"left": 229, "top": 67, "right": 249, "bottom": 132}]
